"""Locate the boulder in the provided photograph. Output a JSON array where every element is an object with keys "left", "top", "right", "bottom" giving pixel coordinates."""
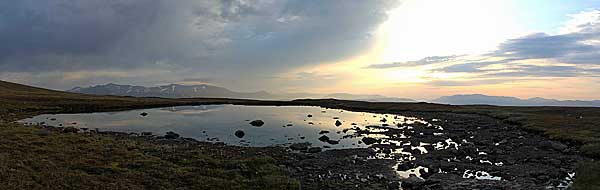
[
  {"left": 361, "top": 137, "right": 379, "bottom": 145},
  {"left": 319, "top": 130, "right": 330, "bottom": 134},
  {"left": 327, "top": 140, "right": 340, "bottom": 145},
  {"left": 318, "top": 135, "right": 330, "bottom": 142},
  {"left": 165, "top": 131, "right": 180, "bottom": 139},
  {"left": 335, "top": 120, "right": 342, "bottom": 126},
  {"left": 140, "top": 112, "right": 148, "bottom": 117},
  {"left": 234, "top": 130, "right": 245, "bottom": 138},
  {"left": 249, "top": 120, "right": 265, "bottom": 127}
]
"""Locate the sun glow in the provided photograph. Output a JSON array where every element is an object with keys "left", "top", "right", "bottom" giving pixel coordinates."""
[{"left": 379, "top": 0, "right": 526, "bottom": 63}]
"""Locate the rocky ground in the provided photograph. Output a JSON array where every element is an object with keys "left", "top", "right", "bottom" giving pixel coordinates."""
[
  {"left": 10, "top": 110, "right": 586, "bottom": 190},
  {"left": 384, "top": 112, "right": 582, "bottom": 189},
  {"left": 1, "top": 80, "right": 598, "bottom": 189}
]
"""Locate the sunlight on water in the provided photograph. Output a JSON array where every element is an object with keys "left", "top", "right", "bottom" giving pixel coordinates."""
[{"left": 20, "top": 105, "right": 427, "bottom": 149}]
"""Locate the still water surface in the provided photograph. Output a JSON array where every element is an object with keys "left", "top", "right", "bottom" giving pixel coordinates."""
[{"left": 20, "top": 105, "right": 428, "bottom": 149}]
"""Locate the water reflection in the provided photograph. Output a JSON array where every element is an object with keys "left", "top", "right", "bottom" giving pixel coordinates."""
[
  {"left": 19, "top": 105, "right": 574, "bottom": 187},
  {"left": 21, "top": 105, "right": 433, "bottom": 150}
]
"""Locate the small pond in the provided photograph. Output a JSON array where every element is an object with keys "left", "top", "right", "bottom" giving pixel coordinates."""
[{"left": 20, "top": 105, "right": 431, "bottom": 149}]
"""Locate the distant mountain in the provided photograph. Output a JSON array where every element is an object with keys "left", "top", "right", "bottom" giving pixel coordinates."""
[
  {"left": 69, "top": 83, "right": 274, "bottom": 99},
  {"left": 433, "top": 94, "right": 600, "bottom": 107},
  {"left": 324, "top": 93, "right": 415, "bottom": 102},
  {"left": 68, "top": 83, "right": 416, "bottom": 102}
]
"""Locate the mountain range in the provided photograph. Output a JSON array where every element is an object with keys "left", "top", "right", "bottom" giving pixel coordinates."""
[
  {"left": 69, "top": 84, "right": 600, "bottom": 107},
  {"left": 68, "top": 83, "right": 416, "bottom": 102},
  {"left": 433, "top": 94, "right": 600, "bottom": 107}
]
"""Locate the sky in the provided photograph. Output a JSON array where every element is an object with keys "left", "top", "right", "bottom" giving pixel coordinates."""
[{"left": 1, "top": 0, "right": 600, "bottom": 100}]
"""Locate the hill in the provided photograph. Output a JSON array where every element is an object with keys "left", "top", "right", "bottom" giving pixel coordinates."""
[{"left": 434, "top": 94, "right": 600, "bottom": 107}]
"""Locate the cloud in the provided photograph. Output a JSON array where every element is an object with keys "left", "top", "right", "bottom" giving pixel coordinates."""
[
  {"left": 427, "top": 78, "right": 530, "bottom": 87},
  {"left": 428, "top": 9, "right": 600, "bottom": 85},
  {"left": 366, "top": 55, "right": 462, "bottom": 69},
  {"left": 484, "top": 65, "right": 591, "bottom": 78},
  {"left": 488, "top": 10, "right": 600, "bottom": 64},
  {"left": 0, "top": 0, "right": 399, "bottom": 88}
]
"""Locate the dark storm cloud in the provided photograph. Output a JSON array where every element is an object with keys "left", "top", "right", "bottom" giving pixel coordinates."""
[
  {"left": 366, "top": 55, "right": 462, "bottom": 69},
  {"left": 0, "top": 0, "right": 399, "bottom": 75}
]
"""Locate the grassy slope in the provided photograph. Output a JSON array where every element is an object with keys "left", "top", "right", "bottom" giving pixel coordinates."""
[
  {"left": 2, "top": 80, "right": 600, "bottom": 189},
  {"left": 0, "top": 81, "right": 299, "bottom": 189}
]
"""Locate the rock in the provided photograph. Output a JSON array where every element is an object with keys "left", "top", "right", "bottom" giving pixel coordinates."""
[
  {"left": 249, "top": 120, "right": 265, "bottom": 127},
  {"left": 62, "top": 127, "right": 78, "bottom": 133},
  {"left": 540, "top": 140, "right": 568, "bottom": 151},
  {"left": 165, "top": 131, "right": 180, "bottom": 139},
  {"left": 327, "top": 140, "right": 340, "bottom": 145},
  {"left": 319, "top": 130, "right": 330, "bottom": 134},
  {"left": 380, "top": 118, "right": 387, "bottom": 122},
  {"left": 361, "top": 137, "right": 379, "bottom": 145},
  {"left": 397, "top": 162, "right": 416, "bottom": 171},
  {"left": 234, "top": 130, "right": 245, "bottom": 138},
  {"left": 286, "top": 123, "right": 293, "bottom": 127},
  {"left": 307, "top": 114, "right": 313, "bottom": 117},
  {"left": 335, "top": 120, "right": 342, "bottom": 126},
  {"left": 401, "top": 174, "right": 425, "bottom": 189},
  {"left": 140, "top": 112, "right": 148, "bottom": 117},
  {"left": 318, "top": 135, "right": 330, "bottom": 142},
  {"left": 420, "top": 168, "right": 432, "bottom": 178},
  {"left": 290, "top": 142, "right": 311, "bottom": 151},
  {"left": 141, "top": 132, "right": 153, "bottom": 136},
  {"left": 307, "top": 147, "right": 322, "bottom": 153}
]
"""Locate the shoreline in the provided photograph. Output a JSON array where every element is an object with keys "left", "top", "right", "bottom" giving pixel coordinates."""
[{"left": 1, "top": 80, "right": 599, "bottom": 189}]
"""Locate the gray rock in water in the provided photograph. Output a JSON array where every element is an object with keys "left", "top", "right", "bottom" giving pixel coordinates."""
[
  {"left": 165, "top": 131, "right": 180, "bottom": 139},
  {"left": 249, "top": 120, "right": 265, "bottom": 127},
  {"left": 326, "top": 140, "right": 340, "bottom": 145},
  {"left": 318, "top": 135, "right": 330, "bottom": 142},
  {"left": 140, "top": 112, "right": 148, "bottom": 117},
  {"left": 335, "top": 120, "right": 342, "bottom": 127},
  {"left": 307, "top": 114, "right": 313, "bottom": 117},
  {"left": 234, "top": 130, "right": 245, "bottom": 138},
  {"left": 290, "top": 142, "right": 311, "bottom": 151},
  {"left": 319, "top": 130, "right": 330, "bottom": 134},
  {"left": 361, "top": 137, "right": 379, "bottom": 145}
]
